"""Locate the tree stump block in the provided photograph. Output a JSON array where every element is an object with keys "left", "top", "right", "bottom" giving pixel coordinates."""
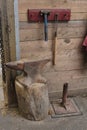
[{"left": 15, "top": 76, "right": 49, "bottom": 121}]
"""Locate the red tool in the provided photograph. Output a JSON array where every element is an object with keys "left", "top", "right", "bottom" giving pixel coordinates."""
[
  {"left": 82, "top": 36, "right": 87, "bottom": 51},
  {"left": 27, "top": 9, "right": 71, "bottom": 22},
  {"left": 27, "top": 9, "right": 71, "bottom": 41}
]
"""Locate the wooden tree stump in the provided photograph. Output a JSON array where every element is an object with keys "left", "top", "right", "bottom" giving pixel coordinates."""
[{"left": 15, "top": 77, "right": 49, "bottom": 121}]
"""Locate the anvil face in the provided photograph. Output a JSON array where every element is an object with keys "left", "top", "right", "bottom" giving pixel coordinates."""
[
  {"left": 6, "top": 59, "right": 50, "bottom": 86},
  {"left": 6, "top": 59, "right": 50, "bottom": 77},
  {"left": 6, "top": 59, "right": 50, "bottom": 74},
  {"left": 6, "top": 61, "right": 24, "bottom": 71}
]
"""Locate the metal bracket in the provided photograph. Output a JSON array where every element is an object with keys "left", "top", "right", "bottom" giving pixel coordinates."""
[{"left": 27, "top": 9, "right": 71, "bottom": 22}]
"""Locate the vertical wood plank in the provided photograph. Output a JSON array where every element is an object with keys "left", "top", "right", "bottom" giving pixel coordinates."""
[
  {"left": 1, "top": 0, "right": 17, "bottom": 106},
  {"left": 14, "top": 0, "right": 20, "bottom": 60}
]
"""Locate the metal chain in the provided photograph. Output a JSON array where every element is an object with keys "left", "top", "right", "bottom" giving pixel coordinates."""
[{"left": 0, "top": 10, "right": 6, "bottom": 82}]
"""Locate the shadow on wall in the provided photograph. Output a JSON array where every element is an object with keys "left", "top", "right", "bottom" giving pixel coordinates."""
[{"left": 81, "top": 46, "right": 87, "bottom": 71}]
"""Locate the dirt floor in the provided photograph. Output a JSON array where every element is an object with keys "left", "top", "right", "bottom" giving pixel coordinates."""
[{"left": 0, "top": 70, "right": 87, "bottom": 130}]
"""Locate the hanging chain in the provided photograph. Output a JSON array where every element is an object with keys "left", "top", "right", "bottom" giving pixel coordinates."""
[{"left": 0, "top": 10, "right": 6, "bottom": 82}]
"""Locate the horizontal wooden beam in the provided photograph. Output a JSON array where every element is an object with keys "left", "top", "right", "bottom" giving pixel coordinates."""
[
  {"left": 18, "top": 0, "right": 87, "bottom": 13},
  {"left": 19, "top": 12, "right": 87, "bottom": 22},
  {"left": 44, "top": 69, "right": 87, "bottom": 92},
  {"left": 20, "top": 38, "right": 86, "bottom": 71},
  {"left": 19, "top": 21, "right": 87, "bottom": 41}
]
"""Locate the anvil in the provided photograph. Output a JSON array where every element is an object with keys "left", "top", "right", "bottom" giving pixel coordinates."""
[{"left": 6, "top": 59, "right": 50, "bottom": 87}]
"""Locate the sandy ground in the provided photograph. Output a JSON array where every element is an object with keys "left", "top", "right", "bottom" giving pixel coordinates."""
[{"left": 0, "top": 69, "right": 87, "bottom": 130}]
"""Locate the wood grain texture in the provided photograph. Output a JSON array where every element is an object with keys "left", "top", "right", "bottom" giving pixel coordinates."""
[
  {"left": 20, "top": 21, "right": 87, "bottom": 29},
  {"left": 1, "top": 0, "right": 17, "bottom": 106},
  {"left": 20, "top": 38, "right": 83, "bottom": 54},
  {"left": 18, "top": 0, "right": 87, "bottom": 95},
  {"left": 18, "top": 0, "right": 87, "bottom": 13},
  {"left": 19, "top": 26, "right": 86, "bottom": 41},
  {"left": 20, "top": 38, "right": 87, "bottom": 71},
  {"left": 19, "top": 12, "right": 87, "bottom": 22},
  {"left": 44, "top": 69, "right": 87, "bottom": 92}
]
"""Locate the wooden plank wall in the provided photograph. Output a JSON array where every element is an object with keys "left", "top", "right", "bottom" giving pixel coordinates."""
[
  {"left": 18, "top": 0, "right": 87, "bottom": 96},
  {"left": 1, "top": 0, "right": 17, "bottom": 105},
  {"left": 0, "top": 1, "right": 1, "bottom": 8}
]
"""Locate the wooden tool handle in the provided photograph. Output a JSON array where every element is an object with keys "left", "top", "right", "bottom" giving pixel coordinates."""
[
  {"left": 52, "top": 35, "right": 57, "bottom": 65},
  {"left": 52, "top": 14, "right": 58, "bottom": 65}
]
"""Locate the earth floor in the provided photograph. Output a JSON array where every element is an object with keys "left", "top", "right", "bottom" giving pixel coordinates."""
[{"left": 0, "top": 70, "right": 87, "bottom": 130}]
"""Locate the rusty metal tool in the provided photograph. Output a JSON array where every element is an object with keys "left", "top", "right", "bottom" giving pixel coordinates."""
[
  {"left": 6, "top": 59, "right": 50, "bottom": 85},
  {"left": 40, "top": 10, "right": 50, "bottom": 41},
  {"left": 6, "top": 59, "right": 50, "bottom": 71},
  {"left": 52, "top": 14, "right": 58, "bottom": 65},
  {"left": 61, "top": 83, "right": 68, "bottom": 109}
]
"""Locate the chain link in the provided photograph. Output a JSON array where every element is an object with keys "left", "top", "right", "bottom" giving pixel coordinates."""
[{"left": 0, "top": 11, "right": 6, "bottom": 82}]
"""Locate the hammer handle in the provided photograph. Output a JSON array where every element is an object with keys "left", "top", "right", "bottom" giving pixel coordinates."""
[
  {"left": 53, "top": 34, "right": 57, "bottom": 65},
  {"left": 44, "top": 14, "right": 48, "bottom": 41},
  {"left": 52, "top": 15, "right": 58, "bottom": 65}
]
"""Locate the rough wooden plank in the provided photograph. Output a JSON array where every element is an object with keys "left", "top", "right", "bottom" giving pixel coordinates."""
[
  {"left": 1, "top": 0, "right": 16, "bottom": 64},
  {"left": 6, "top": 0, "right": 17, "bottom": 106},
  {"left": 71, "top": 12, "right": 87, "bottom": 21},
  {"left": 20, "top": 38, "right": 83, "bottom": 53},
  {"left": 20, "top": 21, "right": 87, "bottom": 29},
  {"left": 0, "top": 1, "right": 1, "bottom": 9},
  {"left": 20, "top": 38, "right": 86, "bottom": 71},
  {"left": 6, "top": 0, "right": 16, "bottom": 61},
  {"left": 49, "top": 88, "right": 87, "bottom": 99},
  {"left": 14, "top": 0, "right": 20, "bottom": 60},
  {"left": 19, "top": 12, "right": 87, "bottom": 22},
  {"left": 18, "top": 0, "right": 87, "bottom": 13},
  {"left": 19, "top": 23, "right": 86, "bottom": 41},
  {"left": 1, "top": 0, "right": 17, "bottom": 106},
  {"left": 44, "top": 69, "right": 87, "bottom": 93},
  {"left": 20, "top": 52, "right": 86, "bottom": 71}
]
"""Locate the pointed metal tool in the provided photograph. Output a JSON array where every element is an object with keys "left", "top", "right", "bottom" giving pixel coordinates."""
[{"left": 61, "top": 83, "right": 68, "bottom": 110}]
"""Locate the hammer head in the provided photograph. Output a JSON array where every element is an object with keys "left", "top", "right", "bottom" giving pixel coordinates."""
[{"left": 40, "top": 10, "right": 50, "bottom": 16}]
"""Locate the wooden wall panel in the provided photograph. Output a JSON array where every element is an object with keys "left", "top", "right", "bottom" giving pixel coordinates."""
[
  {"left": 0, "top": 1, "right": 1, "bottom": 9},
  {"left": 19, "top": 12, "right": 87, "bottom": 22},
  {"left": 18, "top": 0, "right": 87, "bottom": 94},
  {"left": 20, "top": 38, "right": 86, "bottom": 71},
  {"left": 18, "top": 0, "right": 87, "bottom": 13},
  {"left": 44, "top": 70, "right": 87, "bottom": 92},
  {"left": 19, "top": 22, "right": 86, "bottom": 41},
  {"left": 20, "top": 21, "right": 87, "bottom": 29},
  {"left": 1, "top": 0, "right": 17, "bottom": 106}
]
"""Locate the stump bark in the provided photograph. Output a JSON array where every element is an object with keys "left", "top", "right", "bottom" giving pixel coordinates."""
[{"left": 15, "top": 76, "right": 49, "bottom": 121}]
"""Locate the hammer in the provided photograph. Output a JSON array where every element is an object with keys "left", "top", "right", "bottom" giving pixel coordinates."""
[{"left": 40, "top": 10, "right": 50, "bottom": 41}]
